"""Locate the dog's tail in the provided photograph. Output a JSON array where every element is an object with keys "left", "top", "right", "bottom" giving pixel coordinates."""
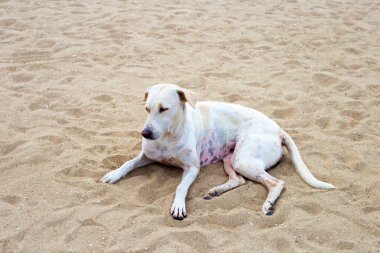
[{"left": 281, "top": 130, "right": 336, "bottom": 189}]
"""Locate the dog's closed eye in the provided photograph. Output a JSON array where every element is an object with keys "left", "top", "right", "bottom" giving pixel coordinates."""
[{"left": 159, "top": 107, "right": 169, "bottom": 113}]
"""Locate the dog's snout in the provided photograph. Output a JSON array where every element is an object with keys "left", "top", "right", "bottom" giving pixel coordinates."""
[{"left": 142, "top": 129, "right": 153, "bottom": 139}]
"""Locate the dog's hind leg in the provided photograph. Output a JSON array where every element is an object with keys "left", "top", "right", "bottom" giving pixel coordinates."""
[
  {"left": 232, "top": 157, "right": 284, "bottom": 215},
  {"left": 232, "top": 133, "right": 285, "bottom": 215},
  {"left": 204, "top": 153, "right": 246, "bottom": 200}
]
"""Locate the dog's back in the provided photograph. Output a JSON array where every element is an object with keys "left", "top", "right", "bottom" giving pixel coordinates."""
[{"left": 196, "top": 101, "right": 281, "bottom": 135}]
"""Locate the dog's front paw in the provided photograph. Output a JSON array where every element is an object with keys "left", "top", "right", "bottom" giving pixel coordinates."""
[
  {"left": 99, "top": 169, "right": 123, "bottom": 184},
  {"left": 170, "top": 200, "right": 186, "bottom": 220}
]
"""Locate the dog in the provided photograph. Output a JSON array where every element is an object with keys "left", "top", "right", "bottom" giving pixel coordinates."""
[{"left": 100, "top": 83, "right": 335, "bottom": 220}]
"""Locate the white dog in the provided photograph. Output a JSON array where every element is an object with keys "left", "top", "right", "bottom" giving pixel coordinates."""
[{"left": 100, "top": 84, "right": 335, "bottom": 220}]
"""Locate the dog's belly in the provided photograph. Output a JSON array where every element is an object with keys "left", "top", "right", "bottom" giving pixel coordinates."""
[{"left": 199, "top": 130, "right": 236, "bottom": 167}]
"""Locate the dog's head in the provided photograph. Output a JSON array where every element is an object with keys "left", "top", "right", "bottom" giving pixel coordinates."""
[
  {"left": 141, "top": 84, "right": 197, "bottom": 140},
  {"left": 142, "top": 84, "right": 197, "bottom": 140}
]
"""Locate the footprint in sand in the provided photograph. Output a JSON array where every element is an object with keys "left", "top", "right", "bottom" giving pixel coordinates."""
[
  {"left": 56, "top": 165, "right": 99, "bottom": 179},
  {"left": 29, "top": 98, "right": 49, "bottom": 111},
  {"left": 284, "top": 60, "right": 303, "bottom": 69},
  {"left": 56, "top": 118, "right": 69, "bottom": 125},
  {"left": 91, "top": 95, "right": 113, "bottom": 103},
  {"left": 45, "top": 209, "right": 75, "bottom": 228},
  {"left": 305, "top": 37, "right": 328, "bottom": 48},
  {"left": 35, "top": 39, "right": 56, "bottom": 48},
  {"left": 59, "top": 76, "right": 75, "bottom": 84},
  {"left": 257, "top": 209, "right": 287, "bottom": 229},
  {"left": 271, "top": 237, "right": 293, "bottom": 252},
  {"left": 127, "top": 130, "right": 142, "bottom": 139},
  {"left": 315, "top": 117, "right": 330, "bottom": 128},
  {"left": 361, "top": 206, "right": 380, "bottom": 227},
  {"left": 86, "top": 144, "right": 106, "bottom": 154},
  {"left": 202, "top": 209, "right": 252, "bottom": 228},
  {"left": 224, "top": 94, "right": 244, "bottom": 103},
  {"left": 12, "top": 73, "right": 34, "bottom": 83},
  {"left": 43, "top": 91, "right": 64, "bottom": 99},
  {"left": 308, "top": 151, "right": 329, "bottom": 161},
  {"left": 37, "top": 135, "right": 65, "bottom": 144},
  {"left": 272, "top": 107, "right": 296, "bottom": 119},
  {"left": 336, "top": 240, "right": 355, "bottom": 250},
  {"left": 167, "top": 231, "right": 211, "bottom": 252},
  {"left": 267, "top": 99, "right": 296, "bottom": 119},
  {"left": 135, "top": 173, "right": 177, "bottom": 204},
  {"left": 64, "top": 219, "right": 109, "bottom": 250},
  {"left": 368, "top": 84, "right": 380, "bottom": 94},
  {"left": 64, "top": 108, "right": 85, "bottom": 118},
  {"left": 312, "top": 73, "right": 339, "bottom": 87},
  {"left": 254, "top": 45, "right": 272, "bottom": 51},
  {"left": 334, "top": 81, "right": 352, "bottom": 92},
  {"left": 1, "top": 195, "right": 21, "bottom": 206},
  {"left": 243, "top": 81, "right": 269, "bottom": 88},
  {"left": 0, "top": 18, "right": 16, "bottom": 26},
  {"left": 343, "top": 47, "right": 363, "bottom": 55},
  {"left": 1, "top": 140, "right": 27, "bottom": 155},
  {"left": 337, "top": 59, "right": 363, "bottom": 71},
  {"left": 295, "top": 202, "right": 323, "bottom": 215},
  {"left": 101, "top": 155, "right": 128, "bottom": 169},
  {"left": 78, "top": 158, "right": 98, "bottom": 167},
  {"left": 340, "top": 109, "right": 365, "bottom": 127},
  {"left": 65, "top": 127, "right": 97, "bottom": 142},
  {"left": 11, "top": 50, "right": 52, "bottom": 63},
  {"left": 334, "top": 81, "right": 365, "bottom": 100}
]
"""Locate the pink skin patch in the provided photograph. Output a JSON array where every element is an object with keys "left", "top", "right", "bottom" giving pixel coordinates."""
[{"left": 200, "top": 130, "right": 236, "bottom": 167}]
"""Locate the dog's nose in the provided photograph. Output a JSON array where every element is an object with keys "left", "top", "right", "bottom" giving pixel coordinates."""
[{"left": 141, "top": 129, "right": 153, "bottom": 139}]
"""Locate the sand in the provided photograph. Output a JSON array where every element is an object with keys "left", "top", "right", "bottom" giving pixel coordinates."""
[{"left": 0, "top": 0, "right": 379, "bottom": 252}]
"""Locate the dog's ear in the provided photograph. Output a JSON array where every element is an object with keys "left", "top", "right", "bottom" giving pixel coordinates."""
[
  {"left": 177, "top": 88, "right": 197, "bottom": 108},
  {"left": 144, "top": 89, "right": 149, "bottom": 102}
]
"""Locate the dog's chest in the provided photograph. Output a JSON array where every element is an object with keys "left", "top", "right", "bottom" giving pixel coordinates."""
[{"left": 143, "top": 140, "right": 192, "bottom": 167}]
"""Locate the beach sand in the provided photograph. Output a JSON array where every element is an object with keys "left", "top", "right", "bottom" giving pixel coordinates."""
[{"left": 0, "top": 0, "right": 379, "bottom": 252}]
